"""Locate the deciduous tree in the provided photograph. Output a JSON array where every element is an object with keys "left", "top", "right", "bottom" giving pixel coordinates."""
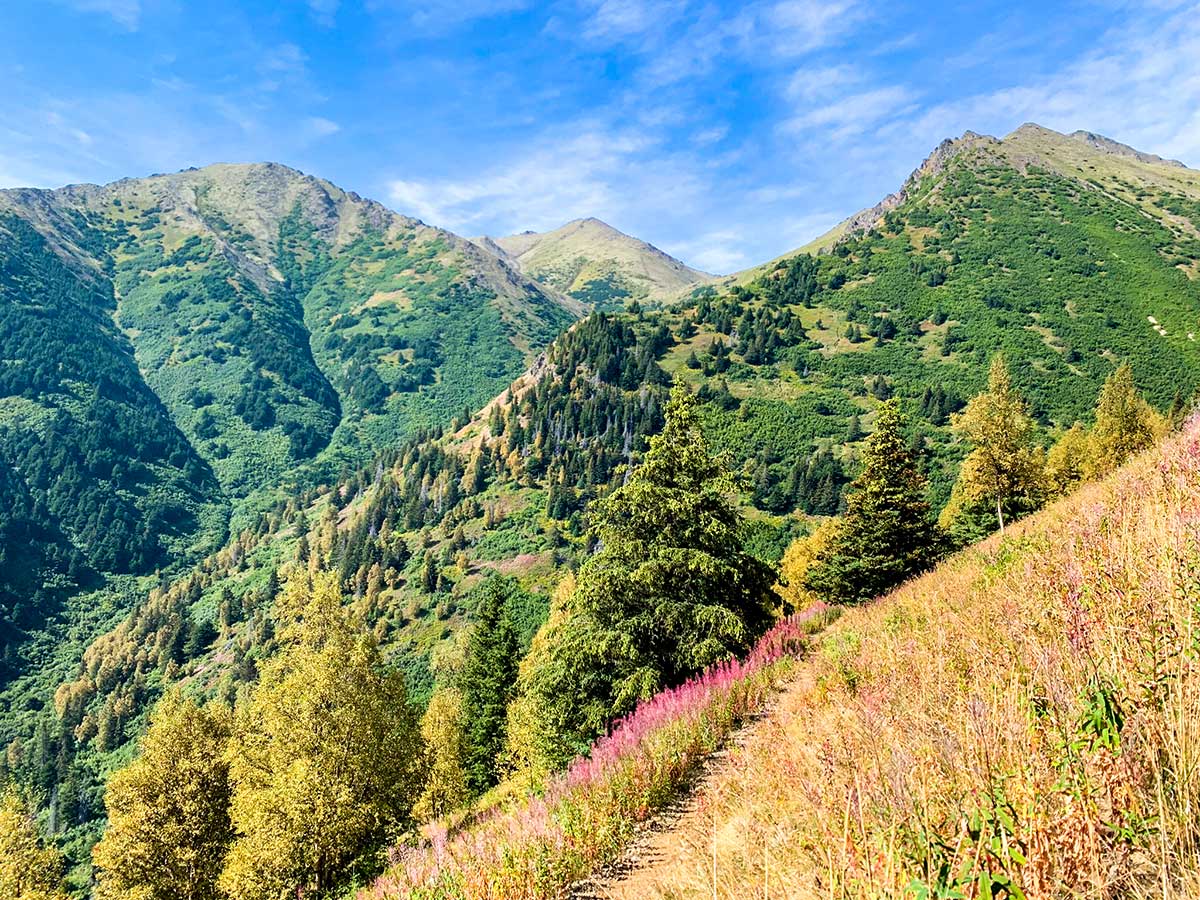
[
  {"left": 941, "top": 355, "right": 1043, "bottom": 535},
  {"left": 0, "top": 785, "right": 68, "bottom": 900},
  {"left": 1087, "top": 363, "right": 1160, "bottom": 477},
  {"left": 220, "top": 572, "right": 425, "bottom": 900},
  {"left": 93, "top": 691, "right": 233, "bottom": 900}
]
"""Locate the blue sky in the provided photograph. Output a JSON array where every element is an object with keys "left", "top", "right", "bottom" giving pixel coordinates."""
[{"left": 1, "top": 1, "right": 1198, "bottom": 272}]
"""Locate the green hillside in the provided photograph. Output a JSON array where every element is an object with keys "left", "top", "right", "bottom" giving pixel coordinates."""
[
  {"left": 4, "top": 124, "right": 1200, "bottom": 890},
  {"left": 480, "top": 217, "right": 712, "bottom": 306},
  {"left": 0, "top": 163, "right": 580, "bottom": 661}
]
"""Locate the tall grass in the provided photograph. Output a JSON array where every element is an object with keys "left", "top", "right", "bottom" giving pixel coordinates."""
[
  {"left": 617, "top": 420, "right": 1200, "bottom": 899},
  {"left": 362, "top": 607, "right": 828, "bottom": 900}
]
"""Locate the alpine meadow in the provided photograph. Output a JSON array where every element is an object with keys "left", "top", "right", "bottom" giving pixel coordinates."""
[{"left": 2, "top": 3, "right": 1200, "bottom": 899}]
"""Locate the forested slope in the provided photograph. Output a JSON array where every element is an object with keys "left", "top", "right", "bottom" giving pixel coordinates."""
[{"left": 3, "top": 123, "right": 1200, "bottom": 891}]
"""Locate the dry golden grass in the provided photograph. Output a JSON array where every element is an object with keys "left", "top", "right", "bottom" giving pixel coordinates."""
[{"left": 623, "top": 420, "right": 1200, "bottom": 900}]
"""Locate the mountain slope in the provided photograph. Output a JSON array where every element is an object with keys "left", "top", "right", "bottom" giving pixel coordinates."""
[
  {"left": 585, "top": 417, "right": 1200, "bottom": 899},
  {"left": 480, "top": 217, "right": 712, "bottom": 306},
  {"left": 0, "top": 162, "right": 587, "bottom": 729},
  {"left": 7, "top": 124, "right": 1200, "bottom": 887},
  {"left": 0, "top": 163, "right": 580, "bottom": 582}
]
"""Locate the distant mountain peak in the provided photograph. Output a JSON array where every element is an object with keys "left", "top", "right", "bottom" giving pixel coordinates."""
[{"left": 474, "top": 217, "right": 712, "bottom": 304}]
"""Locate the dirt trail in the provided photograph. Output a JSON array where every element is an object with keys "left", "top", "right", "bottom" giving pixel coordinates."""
[{"left": 569, "top": 669, "right": 815, "bottom": 900}]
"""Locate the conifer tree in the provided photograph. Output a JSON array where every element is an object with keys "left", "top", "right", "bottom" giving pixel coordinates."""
[
  {"left": 940, "top": 354, "right": 1043, "bottom": 535},
  {"left": 220, "top": 573, "right": 424, "bottom": 900},
  {"left": 93, "top": 691, "right": 233, "bottom": 900},
  {"left": 522, "top": 383, "right": 775, "bottom": 750},
  {"left": 1088, "top": 362, "right": 1160, "bottom": 477},
  {"left": 0, "top": 786, "right": 68, "bottom": 900},
  {"left": 806, "top": 399, "right": 942, "bottom": 603},
  {"left": 460, "top": 578, "right": 519, "bottom": 794}
]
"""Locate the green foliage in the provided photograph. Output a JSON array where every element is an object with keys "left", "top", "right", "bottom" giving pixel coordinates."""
[
  {"left": 460, "top": 578, "right": 519, "bottom": 794},
  {"left": 221, "top": 572, "right": 425, "bottom": 900},
  {"left": 523, "top": 383, "right": 776, "bottom": 751},
  {"left": 1088, "top": 362, "right": 1160, "bottom": 476},
  {"left": 92, "top": 691, "right": 233, "bottom": 900},
  {"left": 807, "top": 399, "right": 943, "bottom": 603},
  {"left": 0, "top": 784, "right": 69, "bottom": 900},
  {"left": 941, "top": 355, "right": 1045, "bottom": 537}
]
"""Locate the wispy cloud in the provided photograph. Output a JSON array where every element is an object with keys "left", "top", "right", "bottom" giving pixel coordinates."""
[
  {"left": 58, "top": 0, "right": 140, "bottom": 30},
  {"left": 303, "top": 116, "right": 341, "bottom": 140},
  {"left": 308, "top": 0, "right": 340, "bottom": 27},
  {"left": 885, "top": 4, "right": 1200, "bottom": 163},
  {"left": 389, "top": 128, "right": 661, "bottom": 233},
  {"left": 367, "top": 0, "right": 533, "bottom": 31}
]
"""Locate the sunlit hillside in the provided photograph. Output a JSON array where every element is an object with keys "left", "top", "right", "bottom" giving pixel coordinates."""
[
  {"left": 367, "top": 415, "right": 1200, "bottom": 899},
  {"left": 591, "top": 417, "right": 1200, "bottom": 899}
]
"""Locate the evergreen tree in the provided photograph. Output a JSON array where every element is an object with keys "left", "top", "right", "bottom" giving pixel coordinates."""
[
  {"left": 523, "top": 383, "right": 775, "bottom": 750},
  {"left": 93, "top": 692, "right": 233, "bottom": 900},
  {"left": 460, "top": 577, "right": 519, "bottom": 794},
  {"left": 1088, "top": 362, "right": 1160, "bottom": 477},
  {"left": 420, "top": 551, "right": 438, "bottom": 594},
  {"left": 806, "top": 399, "right": 942, "bottom": 603},
  {"left": 0, "top": 786, "right": 68, "bottom": 900},
  {"left": 941, "top": 355, "right": 1043, "bottom": 535},
  {"left": 845, "top": 414, "right": 864, "bottom": 442},
  {"left": 220, "top": 573, "right": 425, "bottom": 900}
]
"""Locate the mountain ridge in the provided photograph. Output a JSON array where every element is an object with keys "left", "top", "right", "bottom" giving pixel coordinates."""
[{"left": 477, "top": 215, "right": 713, "bottom": 304}]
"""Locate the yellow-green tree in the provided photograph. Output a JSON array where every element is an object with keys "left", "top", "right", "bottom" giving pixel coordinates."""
[
  {"left": 220, "top": 572, "right": 425, "bottom": 900},
  {"left": 941, "top": 355, "right": 1043, "bottom": 536},
  {"left": 775, "top": 518, "right": 840, "bottom": 612},
  {"left": 1087, "top": 363, "right": 1161, "bottom": 478},
  {"left": 0, "top": 785, "right": 68, "bottom": 900},
  {"left": 413, "top": 688, "right": 469, "bottom": 822},
  {"left": 1043, "top": 422, "right": 1091, "bottom": 499},
  {"left": 93, "top": 691, "right": 233, "bottom": 900}
]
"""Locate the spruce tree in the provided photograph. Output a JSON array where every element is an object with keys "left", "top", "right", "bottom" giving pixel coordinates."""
[
  {"left": 460, "top": 578, "right": 519, "bottom": 795},
  {"left": 806, "top": 399, "right": 942, "bottom": 603},
  {"left": 523, "top": 383, "right": 776, "bottom": 748}
]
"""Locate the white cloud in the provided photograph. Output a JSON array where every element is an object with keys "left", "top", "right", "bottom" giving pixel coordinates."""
[
  {"left": 308, "top": 0, "right": 340, "bottom": 27},
  {"left": 887, "top": 4, "right": 1200, "bottom": 166},
  {"left": 580, "top": 0, "right": 686, "bottom": 40},
  {"left": 785, "top": 64, "right": 860, "bottom": 101},
  {"left": 303, "top": 116, "right": 341, "bottom": 140},
  {"left": 60, "top": 0, "right": 140, "bottom": 30},
  {"left": 785, "top": 86, "right": 918, "bottom": 141},
  {"left": 368, "top": 0, "right": 532, "bottom": 30},
  {"left": 764, "top": 0, "right": 864, "bottom": 56},
  {"left": 388, "top": 129, "right": 661, "bottom": 233}
]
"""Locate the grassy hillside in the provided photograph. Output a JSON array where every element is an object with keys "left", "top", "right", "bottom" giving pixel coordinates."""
[
  {"left": 587, "top": 416, "right": 1200, "bottom": 899},
  {"left": 365, "top": 411, "right": 1200, "bottom": 900},
  {"left": 482, "top": 217, "right": 712, "bottom": 306},
  {"left": 5, "top": 124, "right": 1200, "bottom": 889}
]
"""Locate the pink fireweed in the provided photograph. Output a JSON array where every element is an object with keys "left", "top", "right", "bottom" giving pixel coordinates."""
[{"left": 363, "top": 606, "right": 825, "bottom": 900}]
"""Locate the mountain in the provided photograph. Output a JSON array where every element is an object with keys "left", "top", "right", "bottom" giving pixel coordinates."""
[
  {"left": 477, "top": 217, "right": 712, "bottom": 306},
  {"left": 6, "top": 123, "right": 1200, "bottom": 888},
  {"left": 0, "top": 162, "right": 583, "bottom": 681}
]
